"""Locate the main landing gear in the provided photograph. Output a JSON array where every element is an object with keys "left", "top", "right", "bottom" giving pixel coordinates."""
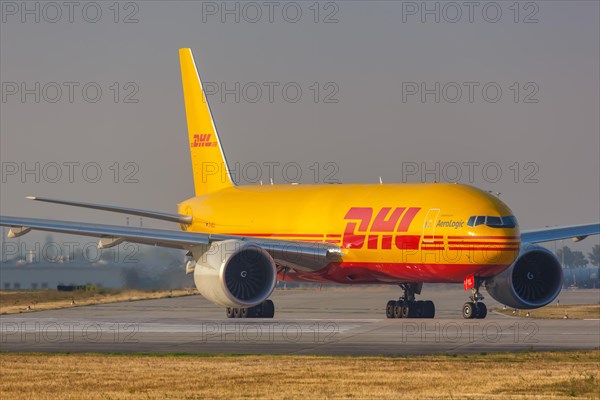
[
  {"left": 226, "top": 299, "right": 275, "bottom": 319},
  {"left": 462, "top": 277, "right": 487, "bottom": 319},
  {"left": 385, "top": 283, "right": 435, "bottom": 319}
]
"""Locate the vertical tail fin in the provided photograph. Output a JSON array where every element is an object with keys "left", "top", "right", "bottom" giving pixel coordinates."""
[{"left": 179, "top": 48, "right": 234, "bottom": 195}]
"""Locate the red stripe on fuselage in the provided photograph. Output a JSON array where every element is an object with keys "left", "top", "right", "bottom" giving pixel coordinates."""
[
  {"left": 447, "top": 235, "right": 519, "bottom": 240},
  {"left": 447, "top": 242, "right": 520, "bottom": 246},
  {"left": 449, "top": 247, "right": 520, "bottom": 251},
  {"left": 281, "top": 261, "right": 511, "bottom": 284},
  {"left": 224, "top": 233, "right": 325, "bottom": 238}
]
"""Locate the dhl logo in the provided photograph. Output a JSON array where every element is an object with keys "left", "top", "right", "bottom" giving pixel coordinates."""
[
  {"left": 342, "top": 207, "right": 421, "bottom": 250},
  {"left": 463, "top": 274, "right": 475, "bottom": 290},
  {"left": 191, "top": 133, "right": 217, "bottom": 148}
]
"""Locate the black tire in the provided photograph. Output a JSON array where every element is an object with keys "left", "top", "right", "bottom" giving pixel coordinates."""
[
  {"left": 247, "top": 306, "right": 257, "bottom": 318},
  {"left": 401, "top": 301, "right": 412, "bottom": 318},
  {"left": 423, "top": 301, "right": 435, "bottom": 318},
  {"left": 414, "top": 300, "right": 425, "bottom": 318},
  {"left": 239, "top": 308, "right": 249, "bottom": 318},
  {"left": 233, "top": 307, "right": 241, "bottom": 318},
  {"left": 226, "top": 307, "right": 235, "bottom": 318},
  {"left": 386, "top": 300, "right": 396, "bottom": 318},
  {"left": 263, "top": 300, "right": 275, "bottom": 318},
  {"left": 393, "top": 301, "right": 403, "bottom": 318},
  {"left": 475, "top": 303, "right": 487, "bottom": 319},
  {"left": 462, "top": 302, "right": 476, "bottom": 319},
  {"left": 251, "top": 303, "right": 263, "bottom": 318}
]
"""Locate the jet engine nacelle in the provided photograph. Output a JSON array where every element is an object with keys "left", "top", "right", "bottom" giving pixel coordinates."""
[
  {"left": 485, "top": 245, "right": 563, "bottom": 309},
  {"left": 193, "top": 239, "right": 277, "bottom": 307}
]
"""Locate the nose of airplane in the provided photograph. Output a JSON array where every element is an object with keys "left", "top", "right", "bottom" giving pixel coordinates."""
[{"left": 466, "top": 203, "right": 521, "bottom": 265}]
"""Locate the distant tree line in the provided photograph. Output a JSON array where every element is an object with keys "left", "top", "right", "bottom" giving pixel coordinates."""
[
  {"left": 556, "top": 244, "right": 600, "bottom": 268},
  {"left": 554, "top": 245, "right": 599, "bottom": 289}
]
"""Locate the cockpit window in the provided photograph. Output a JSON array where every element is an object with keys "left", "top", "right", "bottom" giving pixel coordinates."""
[
  {"left": 486, "top": 216, "right": 502, "bottom": 227},
  {"left": 466, "top": 215, "right": 518, "bottom": 228},
  {"left": 501, "top": 216, "right": 518, "bottom": 228}
]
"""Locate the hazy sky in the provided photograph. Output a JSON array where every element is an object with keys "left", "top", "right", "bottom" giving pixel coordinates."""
[{"left": 1, "top": 1, "right": 598, "bottom": 251}]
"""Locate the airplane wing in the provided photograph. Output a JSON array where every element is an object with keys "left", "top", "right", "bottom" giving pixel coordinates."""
[
  {"left": 521, "top": 223, "right": 600, "bottom": 244},
  {"left": 0, "top": 216, "right": 342, "bottom": 272},
  {"left": 24, "top": 196, "right": 192, "bottom": 225}
]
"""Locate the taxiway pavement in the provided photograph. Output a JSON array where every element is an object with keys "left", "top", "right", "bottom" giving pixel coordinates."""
[{"left": 1, "top": 286, "right": 598, "bottom": 355}]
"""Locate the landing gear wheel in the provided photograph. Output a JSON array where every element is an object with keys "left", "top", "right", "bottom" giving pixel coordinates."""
[
  {"left": 475, "top": 303, "right": 487, "bottom": 319},
  {"left": 414, "top": 300, "right": 425, "bottom": 318},
  {"left": 401, "top": 301, "right": 414, "bottom": 318},
  {"left": 462, "top": 302, "right": 476, "bottom": 319},
  {"left": 423, "top": 300, "right": 435, "bottom": 318},
  {"left": 226, "top": 300, "right": 275, "bottom": 319},
  {"left": 393, "top": 301, "right": 403, "bottom": 318},
  {"left": 387, "top": 283, "right": 436, "bottom": 319},
  {"left": 251, "top": 302, "right": 264, "bottom": 318},
  {"left": 386, "top": 300, "right": 396, "bottom": 318},
  {"left": 262, "top": 300, "right": 275, "bottom": 318}
]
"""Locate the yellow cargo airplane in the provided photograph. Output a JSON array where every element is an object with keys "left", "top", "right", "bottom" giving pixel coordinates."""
[{"left": 1, "top": 49, "right": 598, "bottom": 319}]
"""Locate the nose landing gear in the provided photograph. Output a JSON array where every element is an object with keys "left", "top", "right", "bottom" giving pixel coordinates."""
[{"left": 462, "top": 277, "right": 487, "bottom": 319}]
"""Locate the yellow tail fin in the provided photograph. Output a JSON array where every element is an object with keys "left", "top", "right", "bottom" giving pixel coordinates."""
[{"left": 179, "top": 48, "right": 234, "bottom": 195}]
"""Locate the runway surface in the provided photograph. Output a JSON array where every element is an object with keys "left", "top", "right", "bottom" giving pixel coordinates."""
[{"left": 1, "top": 286, "right": 599, "bottom": 355}]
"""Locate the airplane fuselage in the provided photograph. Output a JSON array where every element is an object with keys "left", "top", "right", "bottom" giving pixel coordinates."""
[{"left": 178, "top": 182, "right": 520, "bottom": 284}]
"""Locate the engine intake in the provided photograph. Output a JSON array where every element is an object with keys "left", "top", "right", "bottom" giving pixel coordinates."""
[
  {"left": 193, "top": 240, "right": 277, "bottom": 307},
  {"left": 485, "top": 245, "right": 563, "bottom": 309}
]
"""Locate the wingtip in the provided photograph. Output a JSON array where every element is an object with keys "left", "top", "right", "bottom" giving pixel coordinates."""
[{"left": 25, "top": 196, "right": 36, "bottom": 200}]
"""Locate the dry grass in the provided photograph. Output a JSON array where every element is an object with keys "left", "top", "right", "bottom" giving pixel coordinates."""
[
  {"left": 0, "top": 351, "right": 598, "bottom": 399},
  {"left": 495, "top": 304, "right": 600, "bottom": 320},
  {"left": 0, "top": 289, "right": 197, "bottom": 315}
]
